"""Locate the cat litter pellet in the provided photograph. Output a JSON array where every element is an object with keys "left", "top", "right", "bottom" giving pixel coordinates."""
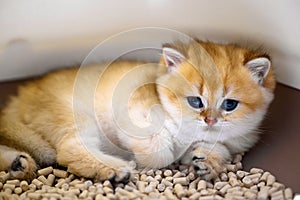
[{"left": 0, "top": 154, "right": 295, "bottom": 200}]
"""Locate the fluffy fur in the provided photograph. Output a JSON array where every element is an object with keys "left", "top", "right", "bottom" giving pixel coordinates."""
[{"left": 0, "top": 40, "right": 275, "bottom": 182}]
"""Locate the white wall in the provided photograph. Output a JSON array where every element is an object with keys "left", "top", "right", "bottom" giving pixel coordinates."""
[{"left": 1, "top": 0, "right": 300, "bottom": 89}]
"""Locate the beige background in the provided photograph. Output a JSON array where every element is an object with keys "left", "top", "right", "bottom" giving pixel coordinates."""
[{"left": 1, "top": 0, "right": 300, "bottom": 89}]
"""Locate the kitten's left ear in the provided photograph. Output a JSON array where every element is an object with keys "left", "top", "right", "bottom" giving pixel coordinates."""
[
  {"left": 245, "top": 57, "right": 271, "bottom": 85},
  {"left": 162, "top": 47, "right": 186, "bottom": 71}
]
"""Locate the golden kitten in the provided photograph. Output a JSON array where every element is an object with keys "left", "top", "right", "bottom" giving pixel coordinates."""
[{"left": 0, "top": 40, "right": 275, "bottom": 182}]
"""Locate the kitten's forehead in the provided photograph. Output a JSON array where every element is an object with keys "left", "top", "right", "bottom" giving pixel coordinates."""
[
  {"left": 202, "top": 83, "right": 224, "bottom": 107},
  {"left": 187, "top": 42, "right": 224, "bottom": 103}
]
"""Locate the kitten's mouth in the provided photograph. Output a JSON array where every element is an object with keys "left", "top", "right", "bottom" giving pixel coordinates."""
[{"left": 203, "top": 125, "right": 221, "bottom": 132}]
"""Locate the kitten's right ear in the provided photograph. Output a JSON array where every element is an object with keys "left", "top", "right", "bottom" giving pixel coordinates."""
[{"left": 162, "top": 47, "right": 186, "bottom": 71}]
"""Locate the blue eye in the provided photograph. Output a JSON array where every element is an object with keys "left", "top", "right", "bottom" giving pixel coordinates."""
[
  {"left": 187, "top": 96, "right": 204, "bottom": 109},
  {"left": 221, "top": 99, "right": 239, "bottom": 112}
]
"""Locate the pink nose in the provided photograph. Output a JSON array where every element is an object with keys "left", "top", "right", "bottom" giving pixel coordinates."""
[{"left": 204, "top": 117, "right": 217, "bottom": 126}]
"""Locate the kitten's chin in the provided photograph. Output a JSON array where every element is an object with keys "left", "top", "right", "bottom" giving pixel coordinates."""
[
  {"left": 181, "top": 124, "right": 225, "bottom": 144},
  {"left": 196, "top": 122, "right": 225, "bottom": 135},
  {"left": 201, "top": 126, "right": 225, "bottom": 141},
  {"left": 202, "top": 125, "right": 222, "bottom": 132},
  {"left": 192, "top": 124, "right": 245, "bottom": 144},
  {"left": 198, "top": 122, "right": 259, "bottom": 145}
]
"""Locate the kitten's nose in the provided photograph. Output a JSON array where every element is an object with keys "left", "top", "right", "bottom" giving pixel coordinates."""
[{"left": 204, "top": 117, "right": 217, "bottom": 126}]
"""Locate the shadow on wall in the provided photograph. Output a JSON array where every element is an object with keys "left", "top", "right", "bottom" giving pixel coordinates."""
[{"left": 243, "top": 83, "right": 300, "bottom": 193}]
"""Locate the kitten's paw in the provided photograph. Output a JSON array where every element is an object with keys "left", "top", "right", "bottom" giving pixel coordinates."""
[
  {"left": 96, "top": 161, "right": 136, "bottom": 183},
  {"left": 192, "top": 150, "right": 225, "bottom": 181},
  {"left": 9, "top": 153, "right": 37, "bottom": 180}
]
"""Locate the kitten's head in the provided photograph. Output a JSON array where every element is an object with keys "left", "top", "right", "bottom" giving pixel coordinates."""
[{"left": 156, "top": 40, "right": 275, "bottom": 147}]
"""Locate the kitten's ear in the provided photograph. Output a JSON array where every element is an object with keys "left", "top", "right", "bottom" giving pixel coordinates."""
[
  {"left": 162, "top": 47, "right": 186, "bottom": 71},
  {"left": 245, "top": 57, "right": 271, "bottom": 85}
]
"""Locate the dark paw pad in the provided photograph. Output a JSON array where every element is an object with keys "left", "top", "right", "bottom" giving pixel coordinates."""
[
  {"left": 192, "top": 158, "right": 214, "bottom": 180},
  {"left": 112, "top": 171, "right": 131, "bottom": 183},
  {"left": 192, "top": 154, "right": 207, "bottom": 161},
  {"left": 11, "top": 155, "right": 27, "bottom": 171}
]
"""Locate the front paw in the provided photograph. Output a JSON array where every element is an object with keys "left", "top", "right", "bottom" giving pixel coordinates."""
[
  {"left": 95, "top": 161, "right": 136, "bottom": 183},
  {"left": 192, "top": 150, "right": 225, "bottom": 181},
  {"left": 9, "top": 153, "right": 37, "bottom": 180}
]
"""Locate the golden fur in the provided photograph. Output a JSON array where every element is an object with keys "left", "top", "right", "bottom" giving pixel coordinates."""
[{"left": 0, "top": 40, "right": 275, "bottom": 181}]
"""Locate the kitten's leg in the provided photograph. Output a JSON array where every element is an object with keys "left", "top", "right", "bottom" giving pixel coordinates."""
[
  {"left": 0, "top": 145, "right": 37, "bottom": 180},
  {"left": 133, "top": 147, "right": 174, "bottom": 169},
  {"left": 0, "top": 118, "right": 57, "bottom": 168},
  {"left": 119, "top": 128, "right": 175, "bottom": 169},
  {"left": 181, "top": 142, "right": 231, "bottom": 181},
  {"left": 56, "top": 135, "right": 135, "bottom": 182}
]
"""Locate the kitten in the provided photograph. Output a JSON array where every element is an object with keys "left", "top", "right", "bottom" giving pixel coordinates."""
[{"left": 0, "top": 40, "right": 275, "bottom": 182}]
